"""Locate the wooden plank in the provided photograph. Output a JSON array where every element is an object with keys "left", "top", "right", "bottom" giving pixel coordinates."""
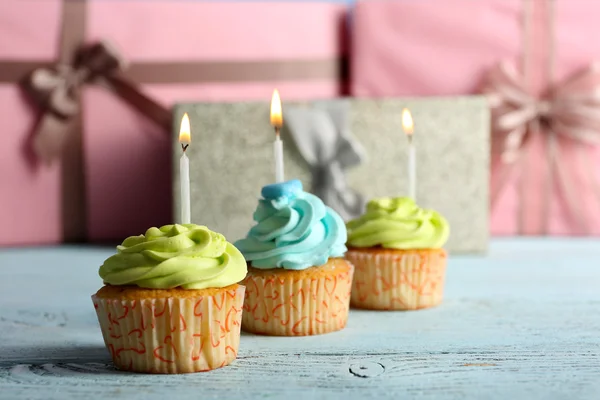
[{"left": 1, "top": 240, "right": 599, "bottom": 399}]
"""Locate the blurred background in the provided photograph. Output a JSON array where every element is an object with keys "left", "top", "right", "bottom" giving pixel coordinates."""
[{"left": 2, "top": 0, "right": 600, "bottom": 249}]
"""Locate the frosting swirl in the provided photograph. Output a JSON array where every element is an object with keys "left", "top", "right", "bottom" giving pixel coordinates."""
[
  {"left": 234, "top": 180, "right": 347, "bottom": 270},
  {"left": 99, "top": 224, "right": 247, "bottom": 289},
  {"left": 346, "top": 197, "right": 449, "bottom": 249}
]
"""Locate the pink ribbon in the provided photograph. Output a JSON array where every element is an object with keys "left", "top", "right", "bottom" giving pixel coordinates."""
[{"left": 482, "top": 61, "right": 600, "bottom": 233}]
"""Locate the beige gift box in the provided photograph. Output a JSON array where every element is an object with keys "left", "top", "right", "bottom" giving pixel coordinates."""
[{"left": 173, "top": 97, "right": 490, "bottom": 253}]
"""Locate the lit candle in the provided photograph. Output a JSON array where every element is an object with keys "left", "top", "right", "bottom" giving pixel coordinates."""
[
  {"left": 179, "top": 113, "right": 191, "bottom": 224},
  {"left": 270, "top": 89, "right": 284, "bottom": 183},
  {"left": 402, "top": 108, "right": 416, "bottom": 200}
]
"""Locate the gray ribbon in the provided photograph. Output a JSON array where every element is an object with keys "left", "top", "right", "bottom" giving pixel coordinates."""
[{"left": 285, "top": 100, "right": 366, "bottom": 220}]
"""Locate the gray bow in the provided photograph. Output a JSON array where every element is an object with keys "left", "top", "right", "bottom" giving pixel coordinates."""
[{"left": 285, "top": 100, "right": 366, "bottom": 220}]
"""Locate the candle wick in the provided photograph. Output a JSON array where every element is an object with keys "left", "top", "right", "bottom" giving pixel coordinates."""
[
  {"left": 181, "top": 144, "right": 189, "bottom": 153},
  {"left": 407, "top": 134, "right": 413, "bottom": 144},
  {"left": 274, "top": 127, "right": 281, "bottom": 140}
]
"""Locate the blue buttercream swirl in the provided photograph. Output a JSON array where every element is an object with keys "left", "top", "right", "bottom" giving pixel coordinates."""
[{"left": 234, "top": 180, "right": 347, "bottom": 270}]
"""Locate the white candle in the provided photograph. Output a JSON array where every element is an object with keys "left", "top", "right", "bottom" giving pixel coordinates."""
[
  {"left": 274, "top": 135, "right": 285, "bottom": 183},
  {"left": 270, "top": 89, "right": 285, "bottom": 183},
  {"left": 180, "top": 152, "right": 191, "bottom": 224},
  {"left": 402, "top": 108, "right": 416, "bottom": 199},
  {"left": 408, "top": 140, "right": 416, "bottom": 200},
  {"left": 179, "top": 113, "right": 192, "bottom": 224}
]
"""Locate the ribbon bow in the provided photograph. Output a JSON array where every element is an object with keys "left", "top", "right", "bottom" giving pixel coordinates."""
[
  {"left": 482, "top": 61, "right": 600, "bottom": 234},
  {"left": 285, "top": 101, "right": 366, "bottom": 220},
  {"left": 21, "top": 41, "right": 170, "bottom": 163},
  {"left": 482, "top": 61, "right": 600, "bottom": 164}
]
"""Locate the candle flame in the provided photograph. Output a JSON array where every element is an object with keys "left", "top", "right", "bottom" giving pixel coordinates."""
[
  {"left": 402, "top": 108, "right": 414, "bottom": 136},
  {"left": 270, "top": 89, "right": 283, "bottom": 129},
  {"left": 179, "top": 113, "right": 191, "bottom": 145}
]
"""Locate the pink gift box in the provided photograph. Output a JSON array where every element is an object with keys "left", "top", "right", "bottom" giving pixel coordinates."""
[
  {"left": 0, "top": 0, "right": 348, "bottom": 246},
  {"left": 352, "top": 0, "right": 600, "bottom": 236}
]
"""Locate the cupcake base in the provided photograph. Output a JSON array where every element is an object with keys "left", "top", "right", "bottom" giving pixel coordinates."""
[
  {"left": 92, "top": 284, "right": 245, "bottom": 374},
  {"left": 241, "top": 258, "right": 354, "bottom": 336},
  {"left": 345, "top": 247, "right": 447, "bottom": 311}
]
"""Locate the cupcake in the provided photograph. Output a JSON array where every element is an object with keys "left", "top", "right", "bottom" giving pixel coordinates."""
[
  {"left": 345, "top": 197, "right": 449, "bottom": 311},
  {"left": 234, "top": 179, "right": 354, "bottom": 336},
  {"left": 91, "top": 224, "right": 247, "bottom": 373}
]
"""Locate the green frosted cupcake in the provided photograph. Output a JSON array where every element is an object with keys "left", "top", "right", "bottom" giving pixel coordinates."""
[
  {"left": 92, "top": 224, "right": 247, "bottom": 373},
  {"left": 345, "top": 197, "right": 449, "bottom": 310}
]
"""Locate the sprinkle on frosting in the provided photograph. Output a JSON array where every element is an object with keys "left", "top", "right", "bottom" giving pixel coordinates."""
[
  {"left": 234, "top": 179, "right": 347, "bottom": 270},
  {"left": 99, "top": 224, "right": 247, "bottom": 289},
  {"left": 346, "top": 197, "right": 449, "bottom": 249}
]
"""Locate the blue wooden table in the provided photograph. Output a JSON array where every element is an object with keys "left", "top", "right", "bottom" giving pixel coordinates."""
[{"left": 1, "top": 239, "right": 599, "bottom": 400}]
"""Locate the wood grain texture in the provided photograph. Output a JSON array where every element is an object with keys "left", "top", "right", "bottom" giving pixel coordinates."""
[{"left": 1, "top": 239, "right": 599, "bottom": 399}]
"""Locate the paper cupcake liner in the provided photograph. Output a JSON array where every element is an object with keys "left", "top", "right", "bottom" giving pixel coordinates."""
[
  {"left": 345, "top": 248, "right": 447, "bottom": 310},
  {"left": 92, "top": 285, "right": 245, "bottom": 373},
  {"left": 241, "top": 259, "right": 354, "bottom": 336}
]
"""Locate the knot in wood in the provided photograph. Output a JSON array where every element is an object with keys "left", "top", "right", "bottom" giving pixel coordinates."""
[{"left": 349, "top": 361, "right": 385, "bottom": 378}]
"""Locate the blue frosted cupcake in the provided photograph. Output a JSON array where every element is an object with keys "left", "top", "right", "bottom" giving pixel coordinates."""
[{"left": 235, "top": 180, "right": 354, "bottom": 336}]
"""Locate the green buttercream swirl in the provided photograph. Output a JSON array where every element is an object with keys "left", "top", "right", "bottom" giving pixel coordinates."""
[
  {"left": 346, "top": 197, "right": 449, "bottom": 249},
  {"left": 99, "top": 224, "right": 247, "bottom": 289}
]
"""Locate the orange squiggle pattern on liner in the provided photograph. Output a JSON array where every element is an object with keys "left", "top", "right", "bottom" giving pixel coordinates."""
[
  {"left": 241, "top": 260, "right": 354, "bottom": 336},
  {"left": 92, "top": 285, "right": 245, "bottom": 374},
  {"left": 346, "top": 248, "right": 447, "bottom": 310}
]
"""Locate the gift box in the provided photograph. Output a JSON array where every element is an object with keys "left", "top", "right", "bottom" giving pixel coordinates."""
[
  {"left": 0, "top": 0, "right": 348, "bottom": 246},
  {"left": 173, "top": 96, "right": 490, "bottom": 254},
  {"left": 351, "top": 0, "right": 600, "bottom": 236}
]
